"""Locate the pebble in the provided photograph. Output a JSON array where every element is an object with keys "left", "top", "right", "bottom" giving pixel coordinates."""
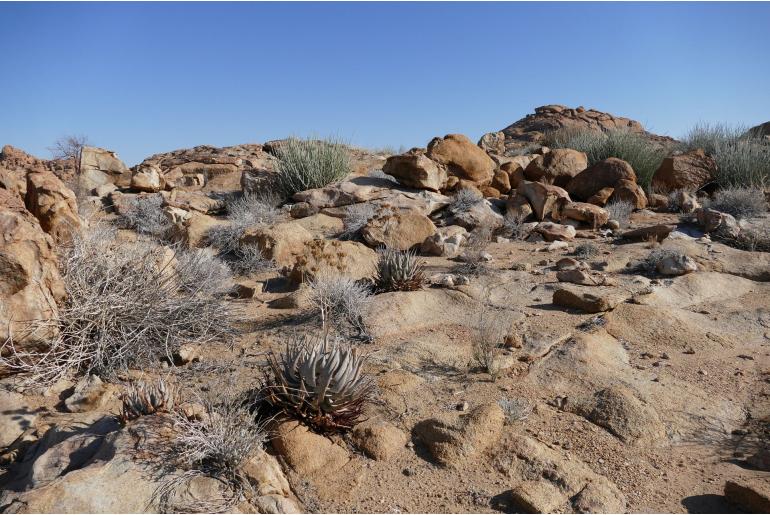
[
  {"left": 456, "top": 401, "right": 469, "bottom": 411},
  {"left": 698, "top": 369, "right": 708, "bottom": 376}
]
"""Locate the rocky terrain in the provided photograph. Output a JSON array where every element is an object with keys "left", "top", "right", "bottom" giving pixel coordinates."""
[{"left": 2, "top": 105, "right": 770, "bottom": 514}]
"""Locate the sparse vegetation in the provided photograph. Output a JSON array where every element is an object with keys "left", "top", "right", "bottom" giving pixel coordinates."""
[
  {"left": 498, "top": 397, "right": 532, "bottom": 422},
  {"left": 605, "top": 199, "right": 634, "bottom": 228},
  {"left": 454, "top": 226, "right": 493, "bottom": 277},
  {"left": 573, "top": 242, "right": 599, "bottom": 260},
  {"left": 340, "top": 203, "right": 377, "bottom": 240},
  {"left": 502, "top": 212, "right": 529, "bottom": 240},
  {"left": 705, "top": 186, "right": 767, "bottom": 219},
  {"left": 682, "top": 123, "right": 770, "bottom": 187},
  {"left": 470, "top": 299, "right": 508, "bottom": 381},
  {"left": 449, "top": 187, "right": 484, "bottom": 214},
  {"left": 375, "top": 247, "right": 425, "bottom": 292},
  {"left": 640, "top": 248, "right": 685, "bottom": 273},
  {"left": 120, "top": 378, "right": 176, "bottom": 423},
  {"left": 273, "top": 137, "right": 351, "bottom": 196},
  {"left": 118, "top": 194, "right": 172, "bottom": 240},
  {"left": 546, "top": 127, "right": 670, "bottom": 187},
  {"left": 263, "top": 333, "right": 374, "bottom": 432},
  {"left": 307, "top": 272, "right": 372, "bottom": 338},
  {"left": 0, "top": 225, "right": 237, "bottom": 386}
]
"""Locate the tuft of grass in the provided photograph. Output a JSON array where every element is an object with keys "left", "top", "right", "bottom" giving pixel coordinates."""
[
  {"left": 470, "top": 301, "right": 508, "bottom": 382},
  {"left": 454, "top": 226, "right": 493, "bottom": 277},
  {"left": 502, "top": 213, "right": 529, "bottom": 240},
  {"left": 0, "top": 225, "right": 237, "bottom": 387},
  {"left": 274, "top": 137, "right": 351, "bottom": 196},
  {"left": 681, "top": 123, "right": 770, "bottom": 187},
  {"left": 704, "top": 186, "right": 767, "bottom": 219},
  {"left": 546, "top": 128, "right": 669, "bottom": 188},
  {"left": 605, "top": 199, "right": 634, "bottom": 228}
]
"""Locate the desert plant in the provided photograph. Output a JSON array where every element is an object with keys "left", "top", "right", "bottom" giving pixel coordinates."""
[
  {"left": 605, "top": 199, "right": 634, "bottom": 228},
  {"left": 454, "top": 226, "right": 493, "bottom": 277},
  {"left": 273, "top": 137, "right": 351, "bottom": 196},
  {"left": 263, "top": 333, "right": 374, "bottom": 432},
  {"left": 470, "top": 300, "right": 508, "bottom": 381},
  {"left": 374, "top": 247, "right": 425, "bottom": 292},
  {"left": 0, "top": 226, "right": 237, "bottom": 386},
  {"left": 498, "top": 397, "right": 532, "bottom": 423},
  {"left": 704, "top": 186, "right": 767, "bottom": 219},
  {"left": 573, "top": 242, "right": 599, "bottom": 260},
  {"left": 118, "top": 194, "right": 172, "bottom": 240},
  {"left": 546, "top": 128, "right": 670, "bottom": 188},
  {"left": 682, "top": 123, "right": 770, "bottom": 187},
  {"left": 449, "top": 187, "right": 484, "bottom": 214},
  {"left": 340, "top": 203, "right": 377, "bottom": 240},
  {"left": 640, "top": 248, "right": 685, "bottom": 273},
  {"left": 502, "top": 212, "right": 529, "bottom": 240},
  {"left": 175, "top": 248, "right": 234, "bottom": 295},
  {"left": 49, "top": 134, "right": 89, "bottom": 174},
  {"left": 306, "top": 272, "right": 372, "bottom": 337},
  {"left": 158, "top": 390, "right": 269, "bottom": 512},
  {"left": 121, "top": 378, "right": 176, "bottom": 423}
]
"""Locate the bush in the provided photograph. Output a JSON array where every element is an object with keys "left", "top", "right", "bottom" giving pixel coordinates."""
[
  {"left": 160, "top": 390, "right": 268, "bottom": 512},
  {"left": 498, "top": 397, "right": 532, "bottom": 423},
  {"left": 682, "top": 123, "right": 770, "bottom": 187},
  {"left": 274, "top": 137, "right": 351, "bottom": 196},
  {"left": 263, "top": 333, "right": 374, "bottom": 432},
  {"left": 340, "top": 203, "right": 377, "bottom": 240},
  {"left": 470, "top": 302, "right": 508, "bottom": 381},
  {"left": 502, "top": 213, "right": 529, "bottom": 240},
  {"left": 546, "top": 128, "right": 669, "bottom": 188},
  {"left": 175, "top": 248, "right": 234, "bottom": 295},
  {"left": 307, "top": 272, "right": 372, "bottom": 337},
  {"left": 705, "top": 186, "right": 767, "bottom": 219},
  {"left": 454, "top": 226, "right": 493, "bottom": 277},
  {"left": 449, "top": 188, "right": 484, "bottom": 214},
  {"left": 375, "top": 247, "right": 425, "bottom": 292},
  {"left": 120, "top": 378, "right": 176, "bottom": 423},
  {"left": 573, "top": 242, "right": 599, "bottom": 260},
  {"left": 0, "top": 226, "right": 237, "bottom": 386},
  {"left": 605, "top": 199, "right": 634, "bottom": 227},
  {"left": 641, "top": 248, "right": 685, "bottom": 273},
  {"left": 118, "top": 194, "right": 172, "bottom": 240}
]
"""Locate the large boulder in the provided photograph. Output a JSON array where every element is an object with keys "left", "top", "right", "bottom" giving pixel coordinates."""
[
  {"left": 608, "top": 179, "right": 647, "bottom": 209},
  {"left": 130, "top": 163, "right": 165, "bottom": 193},
  {"left": 79, "top": 146, "right": 131, "bottom": 190},
  {"left": 535, "top": 222, "right": 576, "bottom": 242},
  {"left": 361, "top": 207, "right": 436, "bottom": 250},
  {"left": 240, "top": 221, "right": 314, "bottom": 267},
  {"left": 517, "top": 180, "right": 571, "bottom": 221},
  {"left": 0, "top": 190, "right": 65, "bottom": 348},
  {"left": 566, "top": 157, "right": 636, "bottom": 201},
  {"left": 524, "top": 149, "right": 588, "bottom": 187},
  {"left": 745, "top": 121, "right": 770, "bottom": 141},
  {"left": 477, "top": 131, "right": 506, "bottom": 155},
  {"left": 426, "top": 134, "right": 496, "bottom": 184},
  {"left": 557, "top": 201, "right": 609, "bottom": 228},
  {"left": 288, "top": 240, "right": 377, "bottom": 286},
  {"left": 651, "top": 149, "right": 717, "bottom": 192},
  {"left": 382, "top": 149, "right": 447, "bottom": 191},
  {"left": 24, "top": 170, "right": 82, "bottom": 243}
]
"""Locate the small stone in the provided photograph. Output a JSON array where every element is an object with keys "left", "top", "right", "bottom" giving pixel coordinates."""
[
  {"left": 683, "top": 347, "right": 696, "bottom": 354},
  {"left": 457, "top": 401, "right": 469, "bottom": 412},
  {"left": 698, "top": 369, "right": 707, "bottom": 375},
  {"left": 660, "top": 352, "right": 670, "bottom": 360}
]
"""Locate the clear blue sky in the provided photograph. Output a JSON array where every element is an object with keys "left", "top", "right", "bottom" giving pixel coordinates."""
[{"left": 2, "top": 2, "right": 769, "bottom": 165}]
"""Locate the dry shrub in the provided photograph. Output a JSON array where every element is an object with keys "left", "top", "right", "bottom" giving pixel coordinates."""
[
  {"left": 118, "top": 194, "right": 172, "bottom": 240},
  {"left": 705, "top": 186, "right": 767, "bottom": 219},
  {"left": 0, "top": 225, "right": 238, "bottom": 387},
  {"left": 340, "top": 203, "right": 377, "bottom": 240},
  {"left": 454, "top": 226, "right": 493, "bottom": 277},
  {"left": 306, "top": 272, "right": 372, "bottom": 338},
  {"left": 605, "top": 199, "right": 634, "bottom": 228}
]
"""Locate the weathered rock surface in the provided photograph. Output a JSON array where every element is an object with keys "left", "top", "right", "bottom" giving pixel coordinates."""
[
  {"left": 382, "top": 149, "right": 447, "bottom": 191},
  {"left": 651, "top": 149, "right": 717, "bottom": 192},
  {"left": 524, "top": 148, "right": 588, "bottom": 187},
  {"left": 24, "top": 170, "right": 82, "bottom": 243},
  {"left": 566, "top": 157, "right": 637, "bottom": 201},
  {"left": 517, "top": 181, "right": 571, "bottom": 221},
  {"left": 426, "top": 134, "right": 496, "bottom": 184},
  {"left": 361, "top": 207, "right": 436, "bottom": 250}
]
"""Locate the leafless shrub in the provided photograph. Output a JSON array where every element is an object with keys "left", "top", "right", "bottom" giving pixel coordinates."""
[
  {"left": 470, "top": 300, "right": 508, "bottom": 381},
  {"left": 638, "top": 248, "right": 685, "bottom": 273},
  {"left": 498, "top": 397, "right": 532, "bottom": 423},
  {"left": 340, "top": 203, "right": 377, "bottom": 240},
  {"left": 121, "top": 378, "right": 176, "bottom": 423},
  {"left": 705, "top": 186, "right": 768, "bottom": 219},
  {"left": 118, "top": 195, "right": 172, "bottom": 240},
  {"left": 0, "top": 226, "right": 237, "bottom": 387},
  {"left": 454, "top": 226, "right": 493, "bottom": 277},
  {"left": 502, "top": 213, "right": 529, "bottom": 240},
  {"left": 157, "top": 389, "right": 269, "bottom": 513},
  {"left": 175, "top": 248, "right": 234, "bottom": 295},
  {"left": 228, "top": 244, "right": 275, "bottom": 275},
  {"left": 605, "top": 199, "right": 634, "bottom": 228},
  {"left": 573, "top": 242, "right": 599, "bottom": 261},
  {"left": 263, "top": 333, "right": 374, "bottom": 432},
  {"left": 719, "top": 224, "right": 770, "bottom": 253},
  {"left": 449, "top": 188, "right": 484, "bottom": 214},
  {"left": 307, "top": 272, "right": 371, "bottom": 338},
  {"left": 49, "top": 134, "right": 89, "bottom": 172}
]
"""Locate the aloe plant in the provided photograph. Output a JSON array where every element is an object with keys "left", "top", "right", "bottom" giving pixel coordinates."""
[
  {"left": 263, "top": 335, "right": 373, "bottom": 432},
  {"left": 375, "top": 247, "right": 425, "bottom": 292},
  {"left": 121, "top": 378, "right": 176, "bottom": 422}
]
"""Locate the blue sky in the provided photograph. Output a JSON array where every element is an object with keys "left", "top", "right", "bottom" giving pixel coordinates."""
[{"left": 1, "top": 2, "right": 769, "bottom": 165}]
